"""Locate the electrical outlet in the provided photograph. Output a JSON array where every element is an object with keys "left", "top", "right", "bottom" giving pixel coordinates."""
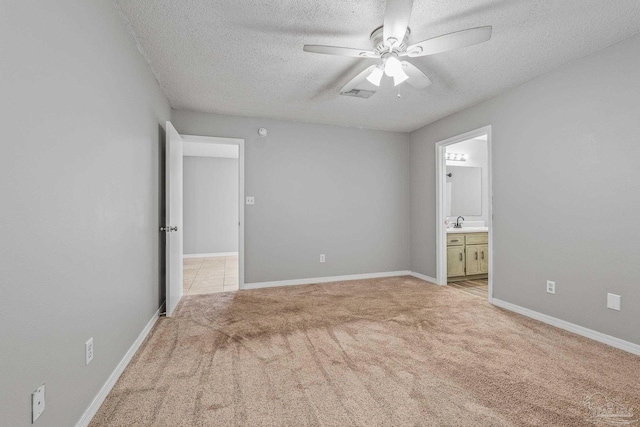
[
  {"left": 607, "top": 293, "right": 621, "bottom": 311},
  {"left": 320, "top": 254, "right": 325, "bottom": 263},
  {"left": 546, "top": 280, "right": 556, "bottom": 294},
  {"left": 85, "top": 338, "right": 94, "bottom": 365},
  {"left": 32, "top": 384, "right": 45, "bottom": 423},
  {"left": 245, "top": 196, "right": 255, "bottom": 205}
]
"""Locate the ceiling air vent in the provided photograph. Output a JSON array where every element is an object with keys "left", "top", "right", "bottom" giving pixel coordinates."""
[{"left": 340, "top": 89, "right": 375, "bottom": 99}]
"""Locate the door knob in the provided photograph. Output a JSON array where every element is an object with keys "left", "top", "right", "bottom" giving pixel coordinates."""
[{"left": 160, "top": 226, "right": 178, "bottom": 232}]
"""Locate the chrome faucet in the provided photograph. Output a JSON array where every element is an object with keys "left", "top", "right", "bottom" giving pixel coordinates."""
[{"left": 454, "top": 216, "right": 465, "bottom": 228}]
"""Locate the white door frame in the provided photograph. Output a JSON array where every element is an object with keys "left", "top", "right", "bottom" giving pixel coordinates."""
[
  {"left": 435, "top": 125, "right": 493, "bottom": 302},
  {"left": 181, "top": 134, "right": 245, "bottom": 289}
]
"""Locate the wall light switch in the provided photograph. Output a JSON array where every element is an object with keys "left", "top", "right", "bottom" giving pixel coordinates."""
[
  {"left": 32, "top": 384, "right": 45, "bottom": 423},
  {"left": 245, "top": 196, "right": 255, "bottom": 205},
  {"left": 320, "top": 254, "right": 325, "bottom": 263},
  {"left": 607, "top": 293, "right": 621, "bottom": 311}
]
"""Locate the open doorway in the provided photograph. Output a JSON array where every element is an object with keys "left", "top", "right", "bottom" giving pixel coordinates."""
[
  {"left": 181, "top": 136, "right": 244, "bottom": 295},
  {"left": 435, "top": 126, "right": 493, "bottom": 301}
]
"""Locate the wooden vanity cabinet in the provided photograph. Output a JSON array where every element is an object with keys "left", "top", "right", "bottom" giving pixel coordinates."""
[
  {"left": 447, "top": 246, "right": 465, "bottom": 277},
  {"left": 479, "top": 244, "right": 489, "bottom": 273},
  {"left": 465, "top": 245, "right": 482, "bottom": 275},
  {"left": 447, "top": 232, "right": 488, "bottom": 280}
]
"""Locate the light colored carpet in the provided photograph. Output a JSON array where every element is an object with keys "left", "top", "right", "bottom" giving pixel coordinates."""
[{"left": 90, "top": 276, "right": 640, "bottom": 427}]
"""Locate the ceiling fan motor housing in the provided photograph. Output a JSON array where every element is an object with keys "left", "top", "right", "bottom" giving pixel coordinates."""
[{"left": 370, "top": 25, "right": 411, "bottom": 55}]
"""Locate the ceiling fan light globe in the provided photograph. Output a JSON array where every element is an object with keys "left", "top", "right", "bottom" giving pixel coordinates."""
[
  {"left": 383, "top": 56, "right": 409, "bottom": 85},
  {"left": 393, "top": 71, "right": 409, "bottom": 86},
  {"left": 366, "top": 67, "right": 384, "bottom": 86},
  {"left": 384, "top": 56, "right": 403, "bottom": 77}
]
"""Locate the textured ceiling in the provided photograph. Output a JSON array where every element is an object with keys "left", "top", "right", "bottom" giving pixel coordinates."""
[{"left": 115, "top": 0, "right": 640, "bottom": 132}]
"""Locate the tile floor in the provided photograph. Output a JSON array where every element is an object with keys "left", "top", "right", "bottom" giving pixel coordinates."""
[
  {"left": 447, "top": 279, "right": 489, "bottom": 298},
  {"left": 183, "top": 255, "right": 239, "bottom": 295}
]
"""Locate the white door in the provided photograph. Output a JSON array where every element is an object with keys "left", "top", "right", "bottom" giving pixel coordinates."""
[{"left": 164, "top": 121, "right": 183, "bottom": 317}]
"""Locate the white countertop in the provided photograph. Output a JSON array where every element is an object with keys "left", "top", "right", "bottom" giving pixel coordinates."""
[{"left": 447, "top": 227, "right": 489, "bottom": 234}]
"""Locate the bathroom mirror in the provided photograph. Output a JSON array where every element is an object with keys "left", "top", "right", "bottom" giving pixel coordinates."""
[{"left": 446, "top": 166, "right": 482, "bottom": 216}]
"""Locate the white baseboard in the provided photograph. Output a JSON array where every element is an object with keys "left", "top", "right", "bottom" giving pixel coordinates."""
[
  {"left": 183, "top": 252, "right": 238, "bottom": 258},
  {"left": 409, "top": 271, "right": 438, "bottom": 284},
  {"left": 492, "top": 299, "right": 640, "bottom": 356},
  {"left": 75, "top": 309, "right": 161, "bottom": 427},
  {"left": 243, "top": 270, "right": 412, "bottom": 290}
]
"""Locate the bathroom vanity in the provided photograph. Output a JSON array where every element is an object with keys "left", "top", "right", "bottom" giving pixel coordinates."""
[{"left": 446, "top": 229, "right": 488, "bottom": 281}]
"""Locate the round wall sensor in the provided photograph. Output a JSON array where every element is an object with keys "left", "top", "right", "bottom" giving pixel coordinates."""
[{"left": 258, "top": 127, "right": 267, "bottom": 137}]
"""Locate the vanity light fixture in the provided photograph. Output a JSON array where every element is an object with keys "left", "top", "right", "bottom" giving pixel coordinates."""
[{"left": 446, "top": 152, "right": 468, "bottom": 162}]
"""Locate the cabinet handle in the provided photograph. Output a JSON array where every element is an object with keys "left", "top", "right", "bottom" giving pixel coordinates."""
[
  {"left": 459, "top": 253, "right": 463, "bottom": 261},
  {"left": 475, "top": 251, "right": 478, "bottom": 260},
  {"left": 481, "top": 251, "right": 485, "bottom": 260}
]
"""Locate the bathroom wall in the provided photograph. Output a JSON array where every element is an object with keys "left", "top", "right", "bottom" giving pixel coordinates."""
[{"left": 445, "top": 138, "right": 489, "bottom": 225}]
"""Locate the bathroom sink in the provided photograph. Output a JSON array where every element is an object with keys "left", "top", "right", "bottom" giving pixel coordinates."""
[{"left": 447, "top": 226, "right": 489, "bottom": 233}]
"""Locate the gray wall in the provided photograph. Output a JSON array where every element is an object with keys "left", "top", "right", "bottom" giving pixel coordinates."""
[
  {"left": 183, "top": 156, "right": 239, "bottom": 254},
  {"left": 0, "top": 1, "right": 171, "bottom": 426},
  {"left": 172, "top": 110, "right": 411, "bottom": 283},
  {"left": 410, "top": 34, "right": 640, "bottom": 345}
]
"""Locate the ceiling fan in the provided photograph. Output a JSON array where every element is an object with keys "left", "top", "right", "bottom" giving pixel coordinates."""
[{"left": 303, "top": 0, "right": 492, "bottom": 97}]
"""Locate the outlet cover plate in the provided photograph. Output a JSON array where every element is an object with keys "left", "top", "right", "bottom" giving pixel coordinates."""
[
  {"left": 245, "top": 196, "right": 255, "bottom": 205},
  {"left": 32, "top": 384, "right": 45, "bottom": 423},
  {"left": 86, "top": 337, "right": 94, "bottom": 365},
  {"left": 546, "top": 280, "right": 556, "bottom": 294}
]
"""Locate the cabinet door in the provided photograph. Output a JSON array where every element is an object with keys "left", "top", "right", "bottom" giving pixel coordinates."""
[
  {"left": 479, "top": 244, "right": 489, "bottom": 273},
  {"left": 447, "top": 246, "right": 465, "bottom": 277},
  {"left": 466, "top": 245, "right": 482, "bottom": 275}
]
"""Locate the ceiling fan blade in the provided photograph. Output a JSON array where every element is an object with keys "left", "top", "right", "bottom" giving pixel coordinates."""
[
  {"left": 403, "top": 26, "right": 492, "bottom": 57},
  {"left": 401, "top": 61, "right": 431, "bottom": 89},
  {"left": 303, "top": 45, "right": 378, "bottom": 58},
  {"left": 340, "top": 65, "right": 378, "bottom": 94},
  {"left": 383, "top": 0, "right": 413, "bottom": 47}
]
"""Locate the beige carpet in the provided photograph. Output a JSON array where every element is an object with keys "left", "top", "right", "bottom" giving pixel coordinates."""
[{"left": 90, "top": 276, "right": 640, "bottom": 427}]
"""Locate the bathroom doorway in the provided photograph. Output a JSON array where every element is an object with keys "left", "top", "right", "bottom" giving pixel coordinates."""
[
  {"left": 435, "top": 126, "right": 493, "bottom": 301},
  {"left": 181, "top": 135, "right": 245, "bottom": 296}
]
